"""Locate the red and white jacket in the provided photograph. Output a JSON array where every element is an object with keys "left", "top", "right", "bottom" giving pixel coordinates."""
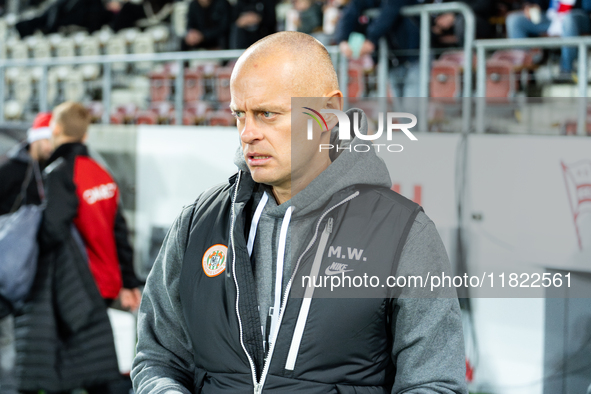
[{"left": 40, "top": 143, "right": 140, "bottom": 299}]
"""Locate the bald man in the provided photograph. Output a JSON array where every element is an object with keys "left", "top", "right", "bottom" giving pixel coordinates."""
[{"left": 132, "top": 32, "right": 467, "bottom": 394}]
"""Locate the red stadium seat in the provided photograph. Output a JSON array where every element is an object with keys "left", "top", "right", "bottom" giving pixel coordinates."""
[
  {"left": 486, "top": 50, "right": 535, "bottom": 98},
  {"left": 207, "top": 110, "right": 236, "bottom": 126},
  {"left": 136, "top": 111, "right": 159, "bottom": 125},
  {"left": 184, "top": 69, "right": 204, "bottom": 103},
  {"left": 430, "top": 60, "right": 462, "bottom": 98},
  {"left": 149, "top": 71, "right": 171, "bottom": 103},
  {"left": 215, "top": 66, "right": 233, "bottom": 103},
  {"left": 429, "top": 51, "right": 468, "bottom": 98}
]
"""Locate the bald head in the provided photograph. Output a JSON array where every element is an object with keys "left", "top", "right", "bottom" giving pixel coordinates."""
[{"left": 231, "top": 32, "right": 339, "bottom": 96}]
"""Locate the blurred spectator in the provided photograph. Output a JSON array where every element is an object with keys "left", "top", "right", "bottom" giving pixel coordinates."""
[
  {"left": 336, "top": 0, "right": 421, "bottom": 97},
  {"left": 182, "top": 0, "right": 231, "bottom": 50},
  {"left": 0, "top": 113, "right": 53, "bottom": 394},
  {"left": 15, "top": 102, "right": 141, "bottom": 394},
  {"left": 506, "top": 0, "right": 591, "bottom": 77},
  {"left": 230, "top": 0, "right": 277, "bottom": 49},
  {"left": 15, "top": 0, "right": 113, "bottom": 38},
  {"left": 431, "top": 0, "right": 495, "bottom": 47},
  {"left": 0, "top": 113, "right": 52, "bottom": 215},
  {"left": 111, "top": 0, "right": 174, "bottom": 32},
  {"left": 292, "top": 0, "right": 324, "bottom": 34}
]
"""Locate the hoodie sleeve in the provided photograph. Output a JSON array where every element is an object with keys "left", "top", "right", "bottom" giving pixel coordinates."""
[
  {"left": 390, "top": 211, "right": 468, "bottom": 394},
  {"left": 131, "top": 203, "right": 197, "bottom": 394}
]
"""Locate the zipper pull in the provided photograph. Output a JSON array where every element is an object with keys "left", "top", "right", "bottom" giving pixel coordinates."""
[
  {"left": 254, "top": 382, "right": 263, "bottom": 394},
  {"left": 327, "top": 217, "right": 333, "bottom": 234}
]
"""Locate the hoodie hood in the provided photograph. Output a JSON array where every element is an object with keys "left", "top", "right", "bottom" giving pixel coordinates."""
[
  {"left": 7, "top": 142, "right": 32, "bottom": 164},
  {"left": 233, "top": 108, "right": 392, "bottom": 217}
]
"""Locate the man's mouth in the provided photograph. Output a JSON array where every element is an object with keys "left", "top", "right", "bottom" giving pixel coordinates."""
[{"left": 247, "top": 153, "right": 272, "bottom": 165}]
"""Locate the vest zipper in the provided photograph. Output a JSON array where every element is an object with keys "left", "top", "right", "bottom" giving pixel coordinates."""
[
  {"left": 284, "top": 217, "right": 333, "bottom": 370},
  {"left": 229, "top": 171, "right": 260, "bottom": 392},
  {"left": 231, "top": 181, "right": 359, "bottom": 393},
  {"left": 254, "top": 191, "right": 360, "bottom": 392}
]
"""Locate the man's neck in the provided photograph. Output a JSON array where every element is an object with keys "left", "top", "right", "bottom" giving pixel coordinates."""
[{"left": 270, "top": 156, "right": 332, "bottom": 205}]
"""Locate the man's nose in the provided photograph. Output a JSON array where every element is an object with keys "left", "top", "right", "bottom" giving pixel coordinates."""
[{"left": 240, "top": 117, "right": 263, "bottom": 144}]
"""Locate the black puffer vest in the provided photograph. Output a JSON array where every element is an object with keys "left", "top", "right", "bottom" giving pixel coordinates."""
[{"left": 179, "top": 171, "right": 421, "bottom": 394}]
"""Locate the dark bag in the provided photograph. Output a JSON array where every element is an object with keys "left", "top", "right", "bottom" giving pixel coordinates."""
[{"left": 0, "top": 160, "right": 45, "bottom": 310}]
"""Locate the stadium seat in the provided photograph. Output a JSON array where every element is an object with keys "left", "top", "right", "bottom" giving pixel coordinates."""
[
  {"left": 47, "top": 69, "right": 59, "bottom": 105},
  {"left": 215, "top": 66, "right": 233, "bottom": 103},
  {"left": 207, "top": 110, "right": 236, "bottom": 126},
  {"left": 94, "top": 26, "right": 113, "bottom": 46},
  {"left": 14, "top": 72, "right": 33, "bottom": 105},
  {"left": 72, "top": 31, "right": 89, "bottom": 47},
  {"left": 136, "top": 110, "right": 159, "bottom": 125},
  {"left": 106, "top": 34, "right": 127, "bottom": 72},
  {"left": 184, "top": 69, "right": 204, "bottom": 102},
  {"left": 120, "top": 28, "right": 140, "bottom": 45},
  {"left": 64, "top": 70, "right": 84, "bottom": 102},
  {"left": 150, "top": 101, "right": 174, "bottom": 120},
  {"left": 8, "top": 38, "right": 28, "bottom": 60},
  {"left": 80, "top": 36, "right": 101, "bottom": 80},
  {"left": 32, "top": 36, "right": 51, "bottom": 59},
  {"left": 4, "top": 100, "right": 23, "bottom": 120},
  {"left": 486, "top": 50, "right": 535, "bottom": 98},
  {"left": 430, "top": 51, "right": 466, "bottom": 98},
  {"left": 172, "top": 1, "right": 190, "bottom": 37},
  {"left": 56, "top": 37, "right": 76, "bottom": 58},
  {"left": 149, "top": 70, "right": 171, "bottom": 102},
  {"left": 147, "top": 25, "right": 170, "bottom": 44},
  {"left": 7, "top": 39, "right": 28, "bottom": 84},
  {"left": 132, "top": 32, "right": 156, "bottom": 73}
]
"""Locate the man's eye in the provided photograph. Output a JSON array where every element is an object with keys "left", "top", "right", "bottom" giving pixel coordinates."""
[
  {"left": 262, "top": 112, "right": 275, "bottom": 118},
  {"left": 232, "top": 111, "right": 244, "bottom": 119}
]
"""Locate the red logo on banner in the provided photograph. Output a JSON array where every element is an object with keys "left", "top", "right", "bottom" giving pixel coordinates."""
[{"left": 561, "top": 160, "right": 591, "bottom": 250}]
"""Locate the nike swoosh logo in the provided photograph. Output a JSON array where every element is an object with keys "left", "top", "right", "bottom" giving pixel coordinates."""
[{"left": 325, "top": 267, "right": 354, "bottom": 276}]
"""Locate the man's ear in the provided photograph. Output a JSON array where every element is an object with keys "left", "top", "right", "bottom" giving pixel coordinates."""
[
  {"left": 323, "top": 91, "right": 343, "bottom": 130},
  {"left": 51, "top": 122, "right": 62, "bottom": 138}
]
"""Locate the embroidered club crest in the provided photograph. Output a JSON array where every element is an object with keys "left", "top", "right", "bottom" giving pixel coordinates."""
[{"left": 202, "top": 244, "right": 228, "bottom": 277}]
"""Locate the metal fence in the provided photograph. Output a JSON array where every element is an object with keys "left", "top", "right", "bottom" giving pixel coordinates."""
[
  {"left": 474, "top": 36, "right": 591, "bottom": 135},
  {"left": 0, "top": 46, "right": 344, "bottom": 125},
  {"left": 1, "top": 2, "right": 591, "bottom": 134}
]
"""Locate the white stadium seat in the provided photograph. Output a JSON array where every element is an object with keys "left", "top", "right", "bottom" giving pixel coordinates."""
[
  {"left": 132, "top": 32, "right": 155, "bottom": 73},
  {"left": 80, "top": 36, "right": 101, "bottom": 80},
  {"left": 14, "top": 72, "right": 33, "bottom": 104},
  {"left": 5, "top": 100, "right": 23, "bottom": 120},
  {"left": 64, "top": 69, "right": 84, "bottom": 102},
  {"left": 56, "top": 37, "right": 75, "bottom": 58},
  {"left": 106, "top": 34, "right": 127, "bottom": 72}
]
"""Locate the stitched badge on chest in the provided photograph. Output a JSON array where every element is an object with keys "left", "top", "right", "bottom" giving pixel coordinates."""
[{"left": 202, "top": 244, "right": 228, "bottom": 277}]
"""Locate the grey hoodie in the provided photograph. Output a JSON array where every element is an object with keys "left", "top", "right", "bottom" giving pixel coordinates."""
[{"left": 132, "top": 109, "right": 467, "bottom": 394}]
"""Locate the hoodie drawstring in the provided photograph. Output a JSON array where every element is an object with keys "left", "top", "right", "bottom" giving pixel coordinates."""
[{"left": 246, "top": 192, "right": 293, "bottom": 352}]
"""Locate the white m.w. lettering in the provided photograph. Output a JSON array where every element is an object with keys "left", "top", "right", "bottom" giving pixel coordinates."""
[
  {"left": 83, "top": 183, "right": 117, "bottom": 205},
  {"left": 347, "top": 247, "right": 364, "bottom": 260},
  {"left": 328, "top": 246, "right": 341, "bottom": 258}
]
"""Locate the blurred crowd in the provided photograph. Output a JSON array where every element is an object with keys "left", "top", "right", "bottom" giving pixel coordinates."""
[{"left": 5, "top": 0, "right": 590, "bottom": 89}]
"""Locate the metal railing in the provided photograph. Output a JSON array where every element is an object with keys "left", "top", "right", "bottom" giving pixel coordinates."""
[
  {"left": 475, "top": 36, "right": 591, "bottom": 135},
  {"left": 0, "top": 46, "right": 344, "bottom": 125},
  {"left": 401, "top": 2, "right": 475, "bottom": 133},
  {"left": 401, "top": 2, "right": 476, "bottom": 99}
]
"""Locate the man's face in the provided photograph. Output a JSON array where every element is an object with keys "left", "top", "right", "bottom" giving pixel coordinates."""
[
  {"left": 231, "top": 59, "right": 329, "bottom": 193},
  {"left": 30, "top": 138, "right": 53, "bottom": 162}
]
